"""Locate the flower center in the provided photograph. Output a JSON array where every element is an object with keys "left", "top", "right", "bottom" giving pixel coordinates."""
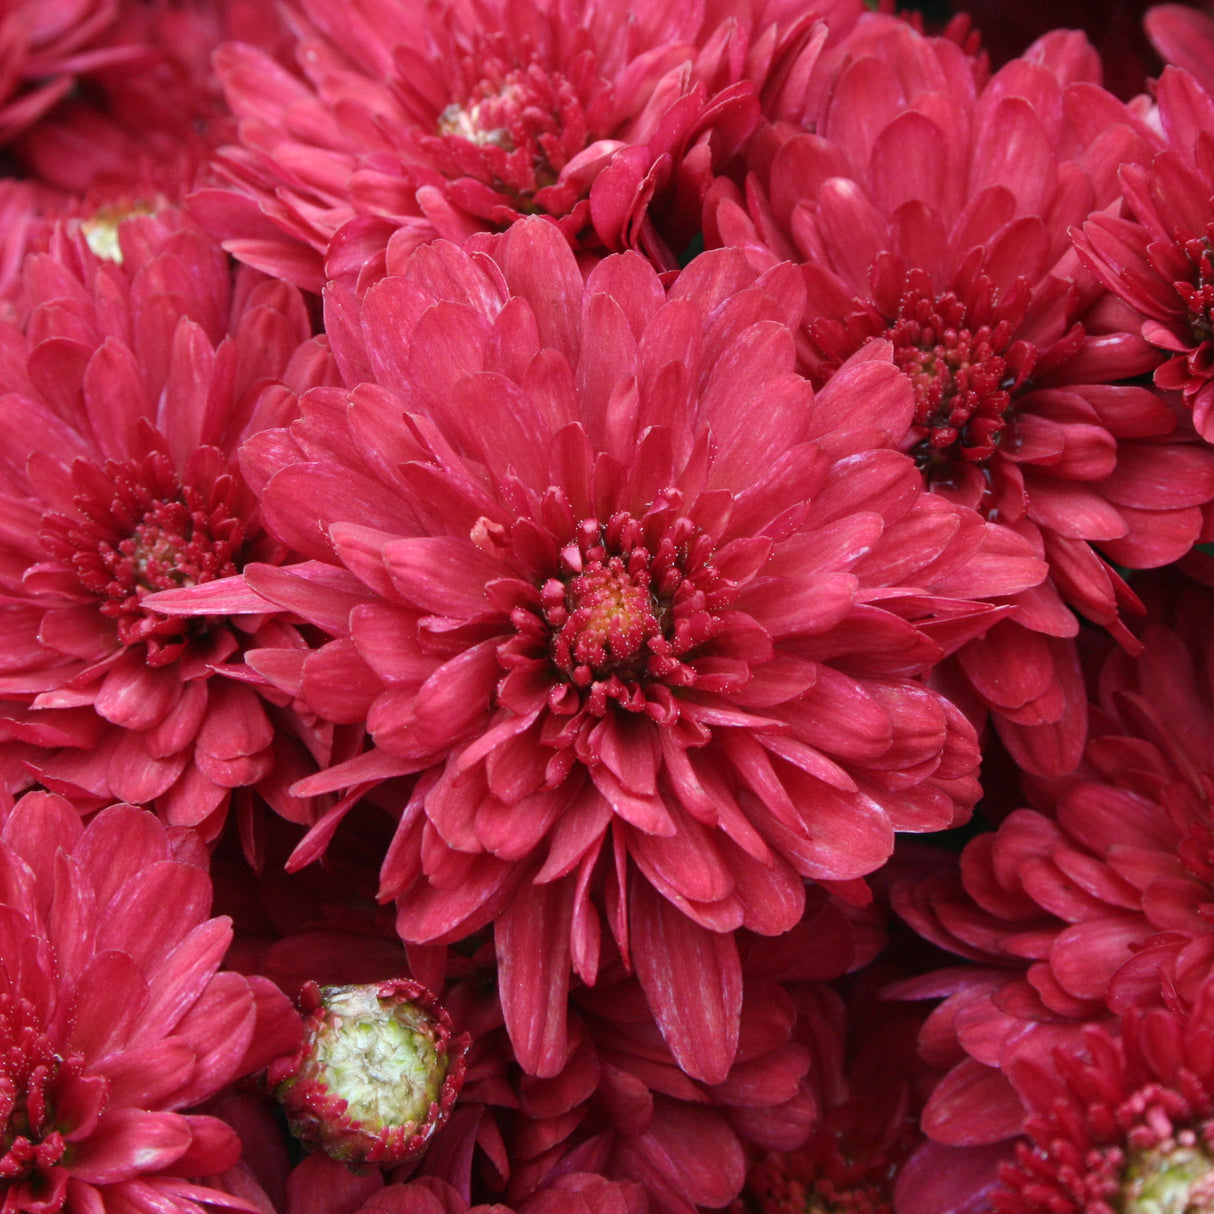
[
  {"left": 550, "top": 556, "right": 660, "bottom": 676},
  {"left": 0, "top": 994, "right": 83, "bottom": 1212},
  {"left": 532, "top": 508, "right": 725, "bottom": 716},
  {"left": 434, "top": 39, "right": 595, "bottom": 209},
  {"left": 79, "top": 199, "right": 158, "bottom": 263},
  {"left": 884, "top": 287, "right": 1036, "bottom": 476},
  {"left": 1123, "top": 1132, "right": 1214, "bottom": 1214},
  {"left": 39, "top": 450, "right": 245, "bottom": 664}
]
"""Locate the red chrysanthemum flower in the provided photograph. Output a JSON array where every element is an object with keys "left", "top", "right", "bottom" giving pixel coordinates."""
[
  {"left": 0, "top": 1, "right": 138, "bottom": 148},
  {"left": 729, "top": 874, "right": 940, "bottom": 1214},
  {"left": 891, "top": 571, "right": 1214, "bottom": 1168},
  {"left": 0, "top": 789, "right": 302, "bottom": 1214},
  {"left": 0, "top": 211, "right": 340, "bottom": 837},
  {"left": 238, "top": 881, "right": 870, "bottom": 1214},
  {"left": 368, "top": 1173, "right": 650, "bottom": 1214},
  {"left": 12, "top": 0, "right": 294, "bottom": 207},
  {"left": 901, "top": 983, "right": 1214, "bottom": 1214},
  {"left": 191, "top": 0, "right": 766, "bottom": 291},
  {"left": 950, "top": 0, "right": 1163, "bottom": 100},
  {"left": 211, "top": 811, "right": 876, "bottom": 1214},
  {"left": 1075, "top": 66, "right": 1214, "bottom": 442},
  {"left": 709, "top": 14, "right": 1214, "bottom": 775},
  {"left": 155, "top": 217, "right": 1046, "bottom": 1085},
  {"left": 468, "top": 913, "right": 869, "bottom": 1214}
]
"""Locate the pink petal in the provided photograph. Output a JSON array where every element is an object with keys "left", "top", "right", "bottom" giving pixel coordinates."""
[
  {"left": 69, "top": 1108, "right": 193, "bottom": 1182},
  {"left": 629, "top": 878, "right": 742, "bottom": 1085},
  {"left": 496, "top": 876, "right": 574, "bottom": 1078}
]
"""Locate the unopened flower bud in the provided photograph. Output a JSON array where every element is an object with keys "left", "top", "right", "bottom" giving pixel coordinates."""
[{"left": 269, "top": 978, "right": 468, "bottom": 1165}]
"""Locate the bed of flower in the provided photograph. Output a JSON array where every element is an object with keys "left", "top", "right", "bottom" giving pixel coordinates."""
[{"left": 2, "top": 2, "right": 1214, "bottom": 1212}]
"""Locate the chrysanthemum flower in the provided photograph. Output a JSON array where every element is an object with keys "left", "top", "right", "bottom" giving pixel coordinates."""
[
  {"left": 951, "top": 0, "right": 1161, "bottom": 100},
  {"left": 377, "top": 1173, "right": 649, "bottom": 1214},
  {"left": 425, "top": 935, "right": 822, "bottom": 1214},
  {"left": 709, "top": 14, "right": 1214, "bottom": 774},
  {"left": 218, "top": 839, "right": 871, "bottom": 1214},
  {"left": 474, "top": 903, "right": 876, "bottom": 1214},
  {"left": 0, "top": 1, "right": 137, "bottom": 148},
  {"left": 891, "top": 571, "right": 1214, "bottom": 1168},
  {"left": 159, "top": 216, "right": 1045, "bottom": 1084},
  {"left": 729, "top": 874, "right": 940, "bottom": 1214},
  {"left": 13, "top": 0, "right": 294, "bottom": 205},
  {"left": 0, "top": 211, "right": 339, "bottom": 836},
  {"left": 899, "top": 983, "right": 1214, "bottom": 1214},
  {"left": 192, "top": 0, "right": 764, "bottom": 291},
  {"left": 1074, "top": 66, "right": 1214, "bottom": 441},
  {"left": 0, "top": 789, "right": 302, "bottom": 1213}
]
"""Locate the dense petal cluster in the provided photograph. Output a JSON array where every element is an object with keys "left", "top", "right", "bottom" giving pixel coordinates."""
[
  {"left": 0, "top": 212, "right": 336, "bottom": 836},
  {"left": 225, "top": 1153, "right": 651, "bottom": 1214},
  {"left": 709, "top": 11, "right": 1214, "bottom": 774},
  {"left": 891, "top": 572, "right": 1214, "bottom": 1183},
  {"left": 0, "top": 3, "right": 1209, "bottom": 1211},
  {"left": 197, "top": 216, "right": 1045, "bottom": 1085},
  {"left": 899, "top": 986, "right": 1214, "bottom": 1214},
  {"left": 217, "top": 837, "right": 875, "bottom": 1214},
  {"left": 0, "top": 791, "right": 300, "bottom": 1213},
  {"left": 14, "top": 0, "right": 294, "bottom": 205},
  {"left": 194, "top": 0, "right": 766, "bottom": 292},
  {"left": 1075, "top": 67, "right": 1214, "bottom": 441},
  {"left": 0, "top": 1, "right": 129, "bottom": 148}
]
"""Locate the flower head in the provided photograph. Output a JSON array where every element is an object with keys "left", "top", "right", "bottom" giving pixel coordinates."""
[
  {"left": 12, "top": 1, "right": 294, "bottom": 207},
  {"left": 990, "top": 991, "right": 1214, "bottom": 1214},
  {"left": 709, "top": 14, "right": 1214, "bottom": 774},
  {"left": 0, "top": 211, "right": 338, "bottom": 835},
  {"left": 0, "top": 790, "right": 301, "bottom": 1213},
  {"left": 1075, "top": 66, "right": 1214, "bottom": 442},
  {"left": 197, "top": 0, "right": 761, "bottom": 290},
  {"left": 203, "top": 217, "right": 1045, "bottom": 1084},
  {"left": 0, "top": 2, "right": 133, "bottom": 149},
  {"left": 884, "top": 569, "right": 1214, "bottom": 1206}
]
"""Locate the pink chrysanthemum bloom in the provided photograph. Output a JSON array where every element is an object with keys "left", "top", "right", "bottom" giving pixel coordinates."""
[
  {"left": 11, "top": 0, "right": 293, "bottom": 206},
  {"left": 215, "top": 854, "right": 866, "bottom": 1214},
  {"left": 448, "top": 910, "right": 863, "bottom": 1214},
  {"left": 0, "top": 1, "right": 139, "bottom": 148},
  {"left": 163, "top": 217, "right": 1046, "bottom": 1085},
  {"left": 0, "top": 212, "right": 339, "bottom": 836},
  {"left": 899, "top": 982, "right": 1214, "bottom": 1214},
  {"left": 890, "top": 571, "right": 1214, "bottom": 1169},
  {"left": 374, "top": 1173, "right": 649, "bottom": 1214},
  {"left": 191, "top": 0, "right": 766, "bottom": 292},
  {"left": 0, "top": 789, "right": 302, "bottom": 1214},
  {"left": 709, "top": 15, "right": 1214, "bottom": 775},
  {"left": 1074, "top": 67, "right": 1214, "bottom": 442},
  {"left": 728, "top": 879, "right": 939, "bottom": 1214}
]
